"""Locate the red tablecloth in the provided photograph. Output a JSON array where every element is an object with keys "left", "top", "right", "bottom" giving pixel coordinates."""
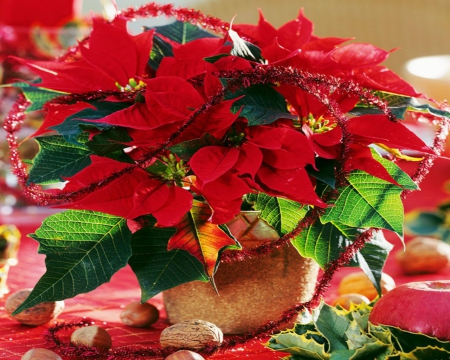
[{"left": 0, "top": 158, "right": 449, "bottom": 359}]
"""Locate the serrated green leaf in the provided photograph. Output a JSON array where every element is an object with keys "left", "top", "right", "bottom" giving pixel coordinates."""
[
  {"left": 402, "top": 346, "right": 450, "bottom": 360},
  {"left": 349, "top": 341, "right": 395, "bottom": 360},
  {"left": 28, "top": 134, "right": 93, "bottom": 184},
  {"left": 223, "top": 83, "right": 298, "bottom": 126},
  {"left": 321, "top": 171, "right": 406, "bottom": 238},
  {"left": 14, "top": 210, "right": 131, "bottom": 314},
  {"left": 315, "top": 303, "right": 351, "bottom": 351},
  {"left": 246, "top": 193, "right": 308, "bottom": 236},
  {"left": 382, "top": 325, "right": 450, "bottom": 353},
  {"left": 346, "top": 320, "right": 372, "bottom": 350},
  {"left": 128, "top": 222, "right": 208, "bottom": 301},
  {"left": 371, "top": 150, "right": 417, "bottom": 190},
  {"left": 292, "top": 222, "right": 355, "bottom": 268},
  {"left": 149, "top": 20, "right": 218, "bottom": 44},
  {"left": 268, "top": 331, "right": 329, "bottom": 359},
  {"left": 10, "top": 81, "right": 66, "bottom": 112}
]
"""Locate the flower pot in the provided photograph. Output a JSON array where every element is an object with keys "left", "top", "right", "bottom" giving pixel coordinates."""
[{"left": 163, "top": 211, "right": 319, "bottom": 334}]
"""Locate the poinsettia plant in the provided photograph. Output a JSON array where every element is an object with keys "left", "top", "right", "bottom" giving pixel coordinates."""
[{"left": 4, "top": 2, "right": 449, "bottom": 315}]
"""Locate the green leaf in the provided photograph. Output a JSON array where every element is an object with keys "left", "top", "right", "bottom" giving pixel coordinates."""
[
  {"left": 315, "top": 303, "right": 351, "bottom": 351},
  {"left": 169, "top": 133, "right": 221, "bottom": 161},
  {"left": 292, "top": 222, "right": 356, "bottom": 268},
  {"left": 403, "top": 346, "right": 450, "bottom": 359},
  {"left": 345, "top": 320, "right": 372, "bottom": 350},
  {"left": 405, "top": 211, "right": 444, "bottom": 236},
  {"left": 28, "top": 134, "right": 93, "bottom": 184},
  {"left": 10, "top": 81, "right": 65, "bottom": 112},
  {"left": 267, "top": 331, "right": 329, "bottom": 359},
  {"left": 128, "top": 223, "right": 208, "bottom": 301},
  {"left": 246, "top": 193, "right": 308, "bottom": 236},
  {"left": 150, "top": 20, "right": 218, "bottom": 44},
  {"left": 382, "top": 325, "right": 450, "bottom": 353},
  {"left": 321, "top": 170, "right": 411, "bottom": 239},
  {"left": 14, "top": 210, "right": 131, "bottom": 314},
  {"left": 350, "top": 93, "right": 412, "bottom": 120},
  {"left": 86, "top": 127, "right": 134, "bottom": 163},
  {"left": 349, "top": 341, "right": 395, "bottom": 360},
  {"left": 371, "top": 150, "right": 417, "bottom": 190},
  {"left": 148, "top": 34, "right": 173, "bottom": 71},
  {"left": 307, "top": 158, "right": 337, "bottom": 189},
  {"left": 350, "top": 231, "right": 393, "bottom": 296},
  {"left": 51, "top": 100, "right": 130, "bottom": 144},
  {"left": 223, "top": 83, "right": 298, "bottom": 126}
]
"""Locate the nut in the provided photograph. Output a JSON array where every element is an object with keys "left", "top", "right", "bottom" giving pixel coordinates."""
[
  {"left": 338, "top": 271, "right": 395, "bottom": 300},
  {"left": 21, "top": 348, "right": 62, "bottom": 360},
  {"left": 396, "top": 237, "right": 450, "bottom": 275},
  {"left": 165, "top": 350, "right": 205, "bottom": 360},
  {"left": 120, "top": 301, "right": 159, "bottom": 327},
  {"left": 5, "top": 289, "right": 65, "bottom": 326},
  {"left": 70, "top": 325, "right": 112, "bottom": 350},
  {"left": 160, "top": 319, "right": 223, "bottom": 349},
  {"left": 331, "top": 293, "right": 370, "bottom": 310}
]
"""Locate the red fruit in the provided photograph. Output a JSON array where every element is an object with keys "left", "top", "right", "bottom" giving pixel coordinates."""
[{"left": 369, "top": 280, "right": 450, "bottom": 341}]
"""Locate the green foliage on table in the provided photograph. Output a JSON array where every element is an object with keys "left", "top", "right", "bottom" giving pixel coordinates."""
[{"left": 266, "top": 300, "right": 450, "bottom": 359}]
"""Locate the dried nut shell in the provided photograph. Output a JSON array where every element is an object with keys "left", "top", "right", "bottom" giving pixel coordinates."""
[
  {"left": 120, "top": 301, "right": 159, "bottom": 327},
  {"left": 160, "top": 319, "right": 223, "bottom": 349},
  {"left": 21, "top": 348, "right": 62, "bottom": 360},
  {"left": 5, "top": 289, "right": 65, "bottom": 326},
  {"left": 70, "top": 325, "right": 112, "bottom": 350},
  {"left": 165, "top": 350, "right": 205, "bottom": 360},
  {"left": 338, "top": 271, "right": 395, "bottom": 300},
  {"left": 331, "top": 293, "right": 370, "bottom": 310},
  {"left": 396, "top": 237, "right": 450, "bottom": 275}
]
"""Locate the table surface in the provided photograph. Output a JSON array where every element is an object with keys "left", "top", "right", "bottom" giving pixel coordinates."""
[{"left": 0, "top": 158, "right": 449, "bottom": 359}]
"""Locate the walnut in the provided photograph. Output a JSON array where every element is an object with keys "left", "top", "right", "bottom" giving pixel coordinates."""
[
  {"left": 5, "top": 289, "right": 64, "bottom": 326},
  {"left": 21, "top": 348, "right": 62, "bottom": 360},
  {"left": 165, "top": 350, "right": 205, "bottom": 360},
  {"left": 160, "top": 319, "right": 223, "bottom": 350},
  {"left": 396, "top": 237, "right": 450, "bottom": 275},
  {"left": 120, "top": 301, "right": 159, "bottom": 327},
  {"left": 70, "top": 325, "right": 112, "bottom": 350}
]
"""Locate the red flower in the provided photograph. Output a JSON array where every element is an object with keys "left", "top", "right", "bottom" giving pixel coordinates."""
[{"left": 10, "top": 17, "right": 155, "bottom": 93}]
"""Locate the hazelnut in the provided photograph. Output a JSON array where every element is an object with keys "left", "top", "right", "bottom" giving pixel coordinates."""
[
  {"left": 21, "top": 348, "right": 62, "bottom": 360},
  {"left": 165, "top": 350, "right": 205, "bottom": 360},
  {"left": 160, "top": 319, "right": 223, "bottom": 350},
  {"left": 120, "top": 301, "right": 159, "bottom": 327},
  {"left": 396, "top": 237, "right": 450, "bottom": 275},
  {"left": 70, "top": 325, "right": 112, "bottom": 350},
  {"left": 338, "top": 271, "right": 395, "bottom": 300},
  {"left": 331, "top": 293, "right": 370, "bottom": 310},
  {"left": 5, "top": 289, "right": 65, "bottom": 326}
]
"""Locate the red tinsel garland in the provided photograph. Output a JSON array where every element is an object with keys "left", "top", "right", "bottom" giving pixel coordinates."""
[{"left": 4, "top": 2, "right": 450, "bottom": 359}]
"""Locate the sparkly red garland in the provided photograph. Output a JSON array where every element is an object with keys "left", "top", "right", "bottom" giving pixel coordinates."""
[{"left": 4, "top": 2, "right": 450, "bottom": 359}]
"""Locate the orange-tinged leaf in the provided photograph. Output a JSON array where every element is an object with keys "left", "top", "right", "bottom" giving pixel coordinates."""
[{"left": 168, "top": 201, "right": 238, "bottom": 278}]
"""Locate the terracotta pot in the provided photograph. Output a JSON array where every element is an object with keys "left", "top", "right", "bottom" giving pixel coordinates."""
[{"left": 163, "top": 211, "right": 319, "bottom": 334}]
